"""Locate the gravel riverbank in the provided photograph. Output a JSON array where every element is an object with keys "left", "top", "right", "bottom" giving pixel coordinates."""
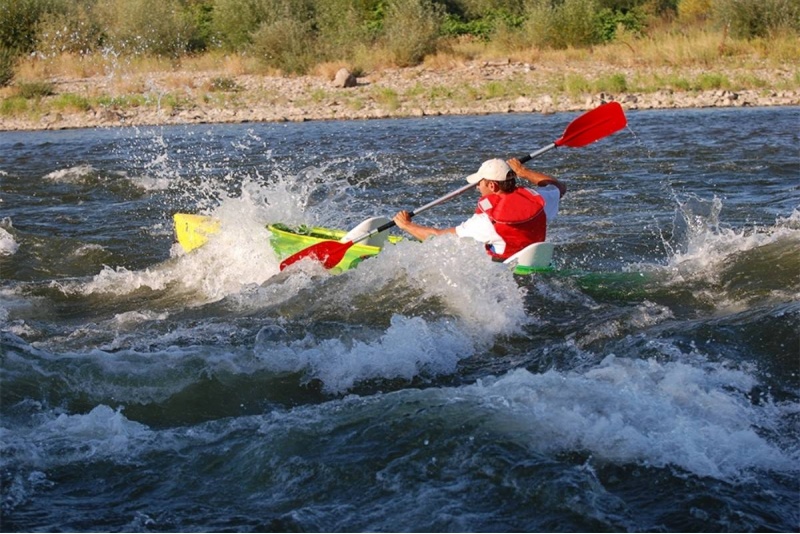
[{"left": 2, "top": 60, "right": 798, "bottom": 131}]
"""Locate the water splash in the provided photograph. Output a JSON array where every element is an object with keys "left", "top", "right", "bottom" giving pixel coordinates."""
[
  {"left": 0, "top": 222, "right": 18, "bottom": 256},
  {"left": 635, "top": 196, "right": 800, "bottom": 309}
]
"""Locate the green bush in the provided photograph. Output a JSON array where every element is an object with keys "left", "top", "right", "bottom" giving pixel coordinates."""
[
  {"left": 441, "top": 14, "right": 494, "bottom": 39},
  {"left": 695, "top": 72, "right": 729, "bottom": 90},
  {"left": 0, "top": 47, "right": 16, "bottom": 87},
  {"left": 250, "top": 18, "right": 316, "bottom": 74},
  {"left": 677, "top": 0, "right": 713, "bottom": 22},
  {"left": 0, "top": 0, "right": 64, "bottom": 54},
  {"left": 211, "top": 0, "right": 268, "bottom": 49},
  {"left": 662, "top": 74, "right": 691, "bottom": 91},
  {"left": 94, "top": 0, "right": 197, "bottom": 56},
  {"left": 595, "top": 72, "right": 628, "bottom": 92},
  {"left": 17, "top": 81, "right": 55, "bottom": 98},
  {"left": 314, "top": 0, "right": 380, "bottom": 60},
  {"left": 184, "top": 0, "right": 215, "bottom": 52},
  {"left": 96, "top": 94, "right": 147, "bottom": 108},
  {"left": 52, "top": 93, "right": 92, "bottom": 111},
  {"left": 211, "top": 0, "right": 315, "bottom": 50},
  {"left": 523, "top": 0, "right": 601, "bottom": 48},
  {"left": 1, "top": 96, "right": 29, "bottom": 115},
  {"left": 35, "top": 2, "right": 104, "bottom": 56},
  {"left": 563, "top": 73, "right": 591, "bottom": 96},
  {"left": 450, "top": 0, "right": 526, "bottom": 20},
  {"left": 594, "top": 6, "right": 647, "bottom": 42},
  {"left": 207, "top": 76, "right": 241, "bottom": 92},
  {"left": 714, "top": 0, "right": 800, "bottom": 39},
  {"left": 381, "top": 0, "right": 444, "bottom": 66},
  {"left": 372, "top": 87, "right": 400, "bottom": 109},
  {"left": 442, "top": 8, "right": 525, "bottom": 40}
]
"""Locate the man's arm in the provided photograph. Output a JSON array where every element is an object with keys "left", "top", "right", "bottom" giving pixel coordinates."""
[
  {"left": 393, "top": 210, "right": 456, "bottom": 241},
  {"left": 507, "top": 158, "right": 567, "bottom": 197}
]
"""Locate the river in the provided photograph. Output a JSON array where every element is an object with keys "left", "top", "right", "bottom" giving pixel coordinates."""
[{"left": 1, "top": 106, "right": 798, "bottom": 532}]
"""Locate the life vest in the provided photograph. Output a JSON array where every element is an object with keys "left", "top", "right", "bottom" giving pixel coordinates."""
[{"left": 476, "top": 188, "right": 546, "bottom": 260}]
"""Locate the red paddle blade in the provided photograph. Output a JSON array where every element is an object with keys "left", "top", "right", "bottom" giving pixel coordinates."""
[
  {"left": 279, "top": 240, "right": 353, "bottom": 271},
  {"left": 556, "top": 101, "right": 627, "bottom": 148}
]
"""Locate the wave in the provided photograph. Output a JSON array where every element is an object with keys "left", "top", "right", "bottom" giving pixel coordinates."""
[
  {"left": 43, "top": 164, "right": 171, "bottom": 192},
  {"left": 631, "top": 199, "right": 800, "bottom": 309},
  {"left": 0, "top": 224, "right": 18, "bottom": 256},
  {"left": 2, "top": 353, "right": 795, "bottom": 509}
]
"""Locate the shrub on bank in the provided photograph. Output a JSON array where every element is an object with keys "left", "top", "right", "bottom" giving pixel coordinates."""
[
  {"left": 714, "top": 0, "right": 800, "bottom": 38},
  {"left": 94, "top": 0, "right": 197, "bottom": 57},
  {"left": 522, "top": 0, "right": 601, "bottom": 49},
  {"left": 382, "top": 0, "right": 445, "bottom": 66},
  {"left": 250, "top": 17, "right": 317, "bottom": 74},
  {"left": 0, "top": 47, "right": 16, "bottom": 87},
  {"left": 34, "top": 1, "right": 104, "bottom": 57}
]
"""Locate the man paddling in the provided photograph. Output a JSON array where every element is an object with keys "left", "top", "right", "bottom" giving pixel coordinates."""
[
  {"left": 278, "top": 103, "right": 624, "bottom": 272},
  {"left": 392, "top": 158, "right": 566, "bottom": 261}
]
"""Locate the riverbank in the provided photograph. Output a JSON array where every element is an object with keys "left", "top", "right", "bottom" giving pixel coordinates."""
[{"left": 1, "top": 59, "right": 798, "bottom": 131}]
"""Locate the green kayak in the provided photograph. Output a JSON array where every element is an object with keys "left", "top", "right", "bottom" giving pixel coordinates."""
[{"left": 173, "top": 213, "right": 554, "bottom": 275}]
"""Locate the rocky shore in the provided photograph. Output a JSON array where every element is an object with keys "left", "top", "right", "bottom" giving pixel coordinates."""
[{"left": 2, "top": 60, "right": 798, "bottom": 131}]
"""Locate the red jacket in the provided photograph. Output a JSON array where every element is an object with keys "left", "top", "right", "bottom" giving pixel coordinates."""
[{"left": 476, "top": 188, "right": 546, "bottom": 260}]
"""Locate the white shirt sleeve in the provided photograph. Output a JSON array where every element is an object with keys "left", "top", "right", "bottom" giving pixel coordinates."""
[
  {"left": 455, "top": 212, "right": 507, "bottom": 255},
  {"left": 536, "top": 185, "right": 561, "bottom": 222}
]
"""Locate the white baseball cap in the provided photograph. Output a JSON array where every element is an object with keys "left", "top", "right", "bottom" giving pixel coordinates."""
[{"left": 466, "top": 158, "right": 513, "bottom": 184}]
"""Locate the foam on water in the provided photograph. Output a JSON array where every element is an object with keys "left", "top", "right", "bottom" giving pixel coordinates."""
[
  {"left": 127, "top": 171, "right": 172, "bottom": 192},
  {"left": 241, "top": 227, "right": 531, "bottom": 393},
  {"left": 629, "top": 197, "right": 800, "bottom": 310},
  {"left": 48, "top": 176, "right": 295, "bottom": 303},
  {"left": 659, "top": 200, "right": 799, "bottom": 280},
  {"left": 6, "top": 353, "right": 793, "bottom": 487},
  {"left": 255, "top": 314, "right": 474, "bottom": 394},
  {"left": 42, "top": 163, "right": 172, "bottom": 195},
  {"left": 465, "top": 357, "right": 797, "bottom": 480},
  {"left": 0, "top": 405, "right": 154, "bottom": 513},
  {"left": 375, "top": 236, "right": 530, "bottom": 336},
  {"left": 42, "top": 164, "right": 98, "bottom": 183},
  {"left": 0, "top": 225, "right": 18, "bottom": 256}
]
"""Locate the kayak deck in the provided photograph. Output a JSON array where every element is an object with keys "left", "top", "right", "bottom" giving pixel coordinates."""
[{"left": 269, "top": 223, "right": 404, "bottom": 272}]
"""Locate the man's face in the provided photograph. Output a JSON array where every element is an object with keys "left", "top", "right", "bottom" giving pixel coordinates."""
[{"left": 477, "top": 179, "right": 496, "bottom": 196}]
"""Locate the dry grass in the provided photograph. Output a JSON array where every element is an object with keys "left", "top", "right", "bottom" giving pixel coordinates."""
[
  {"left": 312, "top": 61, "right": 352, "bottom": 81},
  {"left": 438, "top": 26, "right": 800, "bottom": 73},
  {"left": 10, "top": 24, "right": 798, "bottom": 86}
]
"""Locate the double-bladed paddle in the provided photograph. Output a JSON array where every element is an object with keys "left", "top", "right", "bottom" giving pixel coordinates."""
[{"left": 279, "top": 101, "right": 627, "bottom": 271}]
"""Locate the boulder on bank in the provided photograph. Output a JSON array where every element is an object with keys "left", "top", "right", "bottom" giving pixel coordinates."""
[{"left": 333, "top": 68, "right": 357, "bottom": 88}]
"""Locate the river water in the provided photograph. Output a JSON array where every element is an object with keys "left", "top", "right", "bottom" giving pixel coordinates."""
[{"left": 1, "top": 107, "right": 798, "bottom": 532}]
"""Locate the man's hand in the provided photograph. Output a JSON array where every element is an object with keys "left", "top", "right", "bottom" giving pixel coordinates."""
[
  {"left": 393, "top": 210, "right": 413, "bottom": 230},
  {"left": 507, "top": 158, "right": 567, "bottom": 197}
]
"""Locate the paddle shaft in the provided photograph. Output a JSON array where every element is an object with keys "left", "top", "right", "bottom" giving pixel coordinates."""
[
  {"left": 346, "top": 181, "right": 478, "bottom": 247},
  {"left": 519, "top": 143, "right": 556, "bottom": 164}
]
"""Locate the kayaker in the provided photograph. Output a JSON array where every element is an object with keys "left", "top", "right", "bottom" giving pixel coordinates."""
[{"left": 392, "top": 158, "right": 566, "bottom": 261}]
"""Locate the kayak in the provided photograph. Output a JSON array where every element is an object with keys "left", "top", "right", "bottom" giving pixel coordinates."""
[{"left": 173, "top": 213, "right": 554, "bottom": 275}]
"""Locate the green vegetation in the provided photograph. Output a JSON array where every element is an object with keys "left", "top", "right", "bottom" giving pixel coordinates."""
[
  {"left": 206, "top": 76, "right": 241, "bottom": 92},
  {"left": 1, "top": 0, "right": 798, "bottom": 84},
  {"left": 16, "top": 81, "right": 55, "bottom": 98},
  {"left": 372, "top": 87, "right": 400, "bottom": 109},
  {"left": 0, "top": 0, "right": 797, "bottom": 123}
]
